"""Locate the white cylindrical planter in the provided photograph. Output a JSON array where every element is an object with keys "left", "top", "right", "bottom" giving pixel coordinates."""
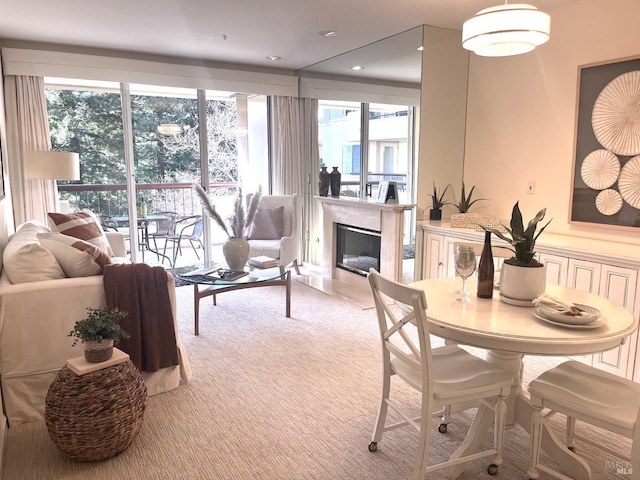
[{"left": 499, "top": 263, "right": 547, "bottom": 302}]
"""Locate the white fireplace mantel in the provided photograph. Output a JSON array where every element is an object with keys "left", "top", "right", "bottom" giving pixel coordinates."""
[{"left": 316, "top": 196, "right": 414, "bottom": 283}]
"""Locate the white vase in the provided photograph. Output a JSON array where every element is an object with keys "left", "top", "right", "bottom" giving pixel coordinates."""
[
  {"left": 222, "top": 237, "right": 250, "bottom": 271},
  {"left": 499, "top": 263, "right": 547, "bottom": 302}
]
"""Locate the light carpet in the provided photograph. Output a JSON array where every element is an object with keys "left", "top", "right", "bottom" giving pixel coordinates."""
[{"left": 2, "top": 280, "right": 631, "bottom": 479}]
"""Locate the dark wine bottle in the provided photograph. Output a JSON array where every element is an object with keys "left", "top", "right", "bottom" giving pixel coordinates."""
[{"left": 477, "top": 231, "right": 494, "bottom": 299}]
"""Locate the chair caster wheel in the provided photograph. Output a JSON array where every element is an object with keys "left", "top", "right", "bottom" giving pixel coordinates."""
[
  {"left": 487, "top": 464, "right": 498, "bottom": 475},
  {"left": 438, "top": 423, "right": 447, "bottom": 433},
  {"left": 568, "top": 446, "right": 576, "bottom": 452},
  {"left": 368, "top": 442, "right": 377, "bottom": 452}
]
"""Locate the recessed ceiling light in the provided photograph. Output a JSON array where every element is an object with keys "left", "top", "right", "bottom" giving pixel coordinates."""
[
  {"left": 319, "top": 30, "right": 338, "bottom": 37},
  {"left": 266, "top": 55, "right": 281, "bottom": 61},
  {"left": 351, "top": 65, "right": 364, "bottom": 71},
  {"left": 417, "top": 46, "right": 424, "bottom": 51}
]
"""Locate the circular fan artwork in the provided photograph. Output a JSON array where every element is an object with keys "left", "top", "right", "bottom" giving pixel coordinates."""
[
  {"left": 580, "top": 149, "right": 620, "bottom": 190},
  {"left": 618, "top": 155, "right": 640, "bottom": 208},
  {"left": 595, "top": 189, "right": 623, "bottom": 216},
  {"left": 592, "top": 71, "right": 640, "bottom": 156}
]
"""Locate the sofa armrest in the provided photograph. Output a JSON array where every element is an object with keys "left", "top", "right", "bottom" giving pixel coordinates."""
[{"left": 105, "top": 231, "right": 126, "bottom": 257}]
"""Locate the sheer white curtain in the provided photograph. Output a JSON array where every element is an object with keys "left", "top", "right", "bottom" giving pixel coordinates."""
[
  {"left": 271, "top": 96, "right": 302, "bottom": 195},
  {"left": 4, "top": 75, "right": 57, "bottom": 226},
  {"left": 299, "top": 98, "right": 321, "bottom": 265}
]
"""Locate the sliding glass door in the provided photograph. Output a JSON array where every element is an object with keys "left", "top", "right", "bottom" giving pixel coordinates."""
[
  {"left": 46, "top": 78, "right": 126, "bottom": 218},
  {"left": 318, "top": 100, "right": 362, "bottom": 197},
  {"left": 312, "top": 99, "right": 417, "bottom": 279},
  {"left": 46, "top": 79, "right": 268, "bottom": 267}
]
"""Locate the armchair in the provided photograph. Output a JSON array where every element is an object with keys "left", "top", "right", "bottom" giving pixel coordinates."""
[{"left": 247, "top": 195, "right": 301, "bottom": 274}]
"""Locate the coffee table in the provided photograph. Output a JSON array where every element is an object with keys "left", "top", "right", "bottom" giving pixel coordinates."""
[{"left": 174, "top": 263, "right": 291, "bottom": 335}]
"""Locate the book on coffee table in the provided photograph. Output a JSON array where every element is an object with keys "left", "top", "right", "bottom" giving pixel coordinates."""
[
  {"left": 181, "top": 267, "right": 217, "bottom": 277},
  {"left": 206, "top": 269, "right": 249, "bottom": 281},
  {"left": 248, "top": 256, "right": 278, "bottom": 268}
]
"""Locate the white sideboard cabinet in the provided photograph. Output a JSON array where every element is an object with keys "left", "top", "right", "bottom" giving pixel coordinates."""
[{"left": 417, "top": 222, "right": 640, "bottom": 380}]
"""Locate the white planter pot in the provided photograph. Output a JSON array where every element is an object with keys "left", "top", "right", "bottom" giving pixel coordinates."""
[
  {"left": 222, "top": 237, "right": 250, "bottom": 271},
  {"left": 499, "top": 263, "right": 547, "bottom": 302}
]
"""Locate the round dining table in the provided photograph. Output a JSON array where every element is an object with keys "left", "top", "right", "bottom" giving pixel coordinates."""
[{"left": 410, "top": 276, "right": 638, "bottom": 480}]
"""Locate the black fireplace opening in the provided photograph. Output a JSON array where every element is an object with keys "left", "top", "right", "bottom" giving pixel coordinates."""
[{"left": 336, "top": 223, "right": 381, "bottom": 277}]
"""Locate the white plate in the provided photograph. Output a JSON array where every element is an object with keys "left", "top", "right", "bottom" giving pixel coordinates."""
[
  {"left": 533, "top": 311, "right": 607, "bottom": 330},
  {"left": 536, "top": 304, "right": 601, "bottom": 325},
  {"left": 499, "top": 294, "right": 533, "bottom": 307}
]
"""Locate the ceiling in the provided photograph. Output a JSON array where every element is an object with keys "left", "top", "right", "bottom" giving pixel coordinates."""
[{"left": 0, "top": 0, "right": 577, "bottom": 73}]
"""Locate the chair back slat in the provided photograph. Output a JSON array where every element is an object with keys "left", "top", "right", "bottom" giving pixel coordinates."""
[{"left": 368, "top": 268, "right": 433, "bottom": 392}]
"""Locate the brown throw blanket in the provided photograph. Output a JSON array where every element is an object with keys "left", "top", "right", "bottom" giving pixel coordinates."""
[{"left": 103, "top": 263, "right": 179, "bottom": 372}]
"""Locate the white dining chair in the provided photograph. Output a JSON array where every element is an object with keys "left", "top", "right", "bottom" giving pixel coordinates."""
[
  {"left": 367, "top": 268, "right": 512, "bottom": 479},
  {"left": 527, "top": 360, "right": 640, "bottom": 480}
]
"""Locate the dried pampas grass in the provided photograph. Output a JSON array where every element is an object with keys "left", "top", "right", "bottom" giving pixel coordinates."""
[{"left": 193, "top": 183, "right": 263, "bottom": 238}]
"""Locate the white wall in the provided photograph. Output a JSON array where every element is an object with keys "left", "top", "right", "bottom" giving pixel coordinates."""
[
  {"left": 464, "top": 0, "right": 640, "bottom": 245},
  {"left": 417, "top": 26, "right": 469, "bottom": 213}
]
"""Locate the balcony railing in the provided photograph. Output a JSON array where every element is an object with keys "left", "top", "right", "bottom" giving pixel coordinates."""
[{"left": 58, "top": 181, "right": 238, "bottom": 218}]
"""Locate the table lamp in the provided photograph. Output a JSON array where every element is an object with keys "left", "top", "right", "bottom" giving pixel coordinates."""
[{"left": 24, "top": 151, "right": 80, "bottom": 180}]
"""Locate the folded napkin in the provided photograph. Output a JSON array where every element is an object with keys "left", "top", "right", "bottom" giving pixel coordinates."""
[{"left": 532, "top": 293, "right": 579, "bottom": 313}]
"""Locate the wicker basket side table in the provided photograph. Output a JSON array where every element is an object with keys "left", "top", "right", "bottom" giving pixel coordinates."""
[{"left": 45, "top": 361, "right": 147, "bottom": 462}]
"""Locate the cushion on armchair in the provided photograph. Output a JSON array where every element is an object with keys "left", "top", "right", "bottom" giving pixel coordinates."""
[
  {"left": 37, "top": 232, "right": 113, "bottom": 277},
  {"left": 47, "top": 210, "right": 114, "bottom": 257},
  {"left": 248, "top": 206, "right": 284, "bottom": 240}
]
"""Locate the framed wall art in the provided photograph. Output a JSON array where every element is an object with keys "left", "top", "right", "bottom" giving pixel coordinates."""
[{"left": 570, "top": 55, "right": 640, "bottom": 230}]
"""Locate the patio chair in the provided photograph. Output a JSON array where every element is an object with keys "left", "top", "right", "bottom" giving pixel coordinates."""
[
  {"left": 162, "top": 215, "right": 204, "bottom": 267},
  {"left": 147, "top": 211, "right": 179, "bottom": 260},
  {"left": 367, "top": 268, "right": 512, "bottom": 479},
  {"left": 97, "top": 214, "right": 120, "bottom": 232},
  {"left": 527, "top": 360, "right": 640, "bottom": 480}
]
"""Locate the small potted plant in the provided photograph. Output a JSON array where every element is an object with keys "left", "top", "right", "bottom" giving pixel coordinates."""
[
  {"left": 428, "top": 182, "right": 452, "bottom": 221},
  {"left": 68, "top": 306, "right": 130, "bottom": 363},
  {"left": 454, "top": 182, "right": 488, "bottom": 213},
  {"left": 482, "top": 202, "right": 552, "bottom": 302}
]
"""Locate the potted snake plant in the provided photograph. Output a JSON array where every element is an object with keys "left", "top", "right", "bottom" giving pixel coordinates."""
[
  {"left": 428, "top": 182, "right": 452, "bottom": 221},
  {"left": 482, "top": 202, "right": 552, "bottom": 303}
]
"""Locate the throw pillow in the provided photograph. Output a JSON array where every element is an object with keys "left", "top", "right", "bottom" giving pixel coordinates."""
[
  {"left": 47, "top": 210, "right": 114, "bottom": 257},
  {"left": 37, "top": 232, "right": 113, "bottom": 277},
  {"left": 248, "top": 206, "right": 284, "bottom": 240},
  {"left": 2, "top": 221, "right": 65, "bottom": 284}
]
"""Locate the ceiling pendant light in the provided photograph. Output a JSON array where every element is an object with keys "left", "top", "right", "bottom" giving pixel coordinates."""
[
  {"left": 462, "top": 3, "right": 550, "bottom": 57},
  {"left": 157, "top": 124, "right": 183, "bottom": 136}
]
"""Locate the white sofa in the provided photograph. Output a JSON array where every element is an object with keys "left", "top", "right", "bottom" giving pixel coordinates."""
[{"left": 0, "top": 223, "right": 191, "bottom": 425}]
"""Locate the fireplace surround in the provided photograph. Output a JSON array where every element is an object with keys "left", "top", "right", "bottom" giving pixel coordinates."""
[{"left": 317, "top": 196, "right": 413, "bottom": 284}]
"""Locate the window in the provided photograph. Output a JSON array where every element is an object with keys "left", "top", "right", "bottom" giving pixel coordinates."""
[{"left": 45, "top": 78, "right": 269, "bottom": 265}]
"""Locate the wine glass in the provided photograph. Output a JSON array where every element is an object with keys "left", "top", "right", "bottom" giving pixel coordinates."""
[{"left": 455, "top": 245, "right": 476, "bottom": 303}]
